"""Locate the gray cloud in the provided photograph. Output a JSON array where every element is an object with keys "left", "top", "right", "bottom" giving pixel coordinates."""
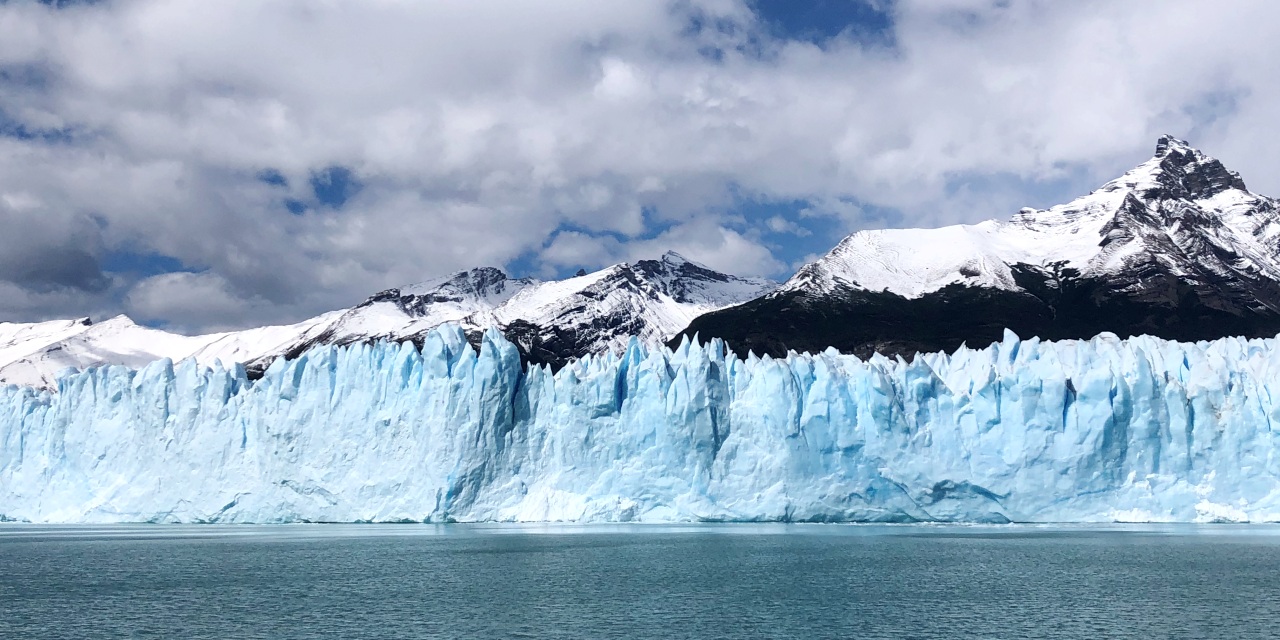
[
  {"left": 0, "top": 0, "right": 1277, "bottom": 331},
  {"left": 0, "top": 196, "right": 107, "bottom": 292}
]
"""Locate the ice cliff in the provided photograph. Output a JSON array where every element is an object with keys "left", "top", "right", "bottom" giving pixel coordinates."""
[{"left": 2, "top": 326, "right": 1278, "bottom": 524}]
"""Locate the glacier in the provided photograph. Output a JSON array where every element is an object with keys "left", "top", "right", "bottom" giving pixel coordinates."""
[{"left": 1, "top": 325, "right": 1279, "bottom": 524}]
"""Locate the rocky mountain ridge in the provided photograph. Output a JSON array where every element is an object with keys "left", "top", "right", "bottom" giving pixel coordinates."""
[{"left": 0, "top": 252, "right": 775, "bottom": 389}]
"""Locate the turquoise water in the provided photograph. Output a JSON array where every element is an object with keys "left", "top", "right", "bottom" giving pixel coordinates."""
[{"left": 2, "top": 524, "right": 1279, "bottom": 639}]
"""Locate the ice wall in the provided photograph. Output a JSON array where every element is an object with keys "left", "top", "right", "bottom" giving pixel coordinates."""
[{"left": 2, "top": 326, "right": 1279, "bottom": 523}]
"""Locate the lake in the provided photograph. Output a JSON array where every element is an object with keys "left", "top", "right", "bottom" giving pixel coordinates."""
[{"left": 2, "top": 524, "right": 1278, "bottom": 639}]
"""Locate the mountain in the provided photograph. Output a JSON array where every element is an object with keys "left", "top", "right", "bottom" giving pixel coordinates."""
[
  {"left": 0, "top": 252, "right": 775, "bottom": 389},
  {"left": 254, "top": 251, "right": 775, "bottom": 374},
  {"left": 0, "top": 313, "right": 351, "bottom": 390},
  {"left": 679, "top": 136, "right": 1280, "bottom": 358}
]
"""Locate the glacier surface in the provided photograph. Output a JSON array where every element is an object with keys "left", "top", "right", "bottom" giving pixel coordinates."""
[{"left": 1, "top": 326, "right": 1279, "bottom": 524}]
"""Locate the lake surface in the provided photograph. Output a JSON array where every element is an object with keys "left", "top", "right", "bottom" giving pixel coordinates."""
[{"left": 2, "top": 524, "right": 1279, "bottom": 639}]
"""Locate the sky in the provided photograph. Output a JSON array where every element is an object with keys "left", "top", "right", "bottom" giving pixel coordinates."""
[{"left": 1, "top": 0, "right": 1278, "bottom": 333}]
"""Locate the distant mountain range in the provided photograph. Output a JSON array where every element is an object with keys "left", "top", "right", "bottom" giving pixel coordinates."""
[
  {"left": 5, "top": 135, "right": 1280, "bottom": 389},
  {"left": 0, "top": 252, "right": 775, "bottom": 389}
]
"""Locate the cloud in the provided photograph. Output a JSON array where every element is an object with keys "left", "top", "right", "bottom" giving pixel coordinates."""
[
  {"left": 764, "top": 215, "right": 811, "bottom": 237},
  {"left": 124, "top": 271, "right": 268, "bottom": 334},
  {"left": 542, "top": 217, "right": 785, "bottom": 277},
  {"left": 0, "top": 0, "right": 1277, "bottom": 331},
  {"left": 0, "top": 188, "right": 109, "bottom": 301}
]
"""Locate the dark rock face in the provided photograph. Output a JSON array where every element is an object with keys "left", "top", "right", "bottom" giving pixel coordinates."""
[
  {"left": 633, "top": 253, "right": 735, "bottom": 304},
  {"left": 491, "top": 315, "right": 649, "bottom": 370},
  {"left": 483, "top": 253, "right": 773, "bottom": 370},
  {"left": 1150, "top": 134, "right": 1248, "bottom": 200},
  {"left": 361, "top": 267, "right": 528, "bottom": 317},
  {"left": 481, "top": 264, "right": 670, "bottom": 370},
  {"left": 678, "top": 268, "right": 1280, "bottom": 361}
]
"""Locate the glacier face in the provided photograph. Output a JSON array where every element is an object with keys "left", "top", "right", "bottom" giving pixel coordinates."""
[{"left": 1, "top": 326, "right": 1279, "bottom": 524}]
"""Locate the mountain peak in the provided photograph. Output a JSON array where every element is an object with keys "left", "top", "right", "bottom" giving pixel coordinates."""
[
  {"left": 1153, "top": 134, "right": 1194, "bottom": 158},
  {"left": 397, "top": 266, "right": 512, "bottom": 297},
  {"left": 1098, "top": 136, "right": 1249, "bottom": 202},
  {"left": 660, "top": 250, "right": 690, "bottom": 265},
  {"left": 778, "top": 135, "right": 1277, "bottom": 304},
  {"left": 1147, "top": 135, "right": 1248, "bottom": 199}
]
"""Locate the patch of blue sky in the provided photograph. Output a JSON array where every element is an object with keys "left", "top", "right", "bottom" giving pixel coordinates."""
[
  {"left": 508, "top": 194, "right": 896, "bottom": 281},
  {"left": 284, "top": 199, "right": 308, "bottom": 216},
  {"left": 309, "top": 166, "right": 362, "bottom": 209},
  {"left": 0, "top": 112, "right": 84, "bottom": 144},
  {"left": 35, "top": 0, "right": 103, "bottom": 7},
  {"left": 741, "top": 198, "right": 859, "bottom": 264},
  {"left": 101, "top": 251, "right": 191, "bottom": 278},
  {"left": 256, "top": 169, "right": 288, "bottom": 187},
  {"left": 751, "top": 0, "right": 896, "bottom": 47},
  {"left": 939, "top": 165, "right": 1107, "bottom": 225}
]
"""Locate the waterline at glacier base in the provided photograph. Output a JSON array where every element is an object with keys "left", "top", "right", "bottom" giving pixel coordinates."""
[{"left": 2, "top": 326, "right": 1278, "bottom": 524}]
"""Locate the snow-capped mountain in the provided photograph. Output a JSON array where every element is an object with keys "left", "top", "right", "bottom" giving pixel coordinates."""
[
  {"left": 0, "top": 313, "right": 351, "bottom": 390},
  {"left": 272, "top": 251, "right": 776, "bottom": 372},
  {"left": 681, "top": 136, "right": 1280, "bottom": 358},
  {"left": 0, "top": 252, "right": 775, "bottom": 389},
  {"left": 0, "top": 317, "right": 171, "bottom": 389}
]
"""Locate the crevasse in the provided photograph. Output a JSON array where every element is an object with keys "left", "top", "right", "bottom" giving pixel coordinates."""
[{"left": 1, "top": 326, "right": 1278, "bottom": 524}]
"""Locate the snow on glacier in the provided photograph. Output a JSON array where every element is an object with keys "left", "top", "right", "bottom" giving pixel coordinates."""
[{"left": 1, "top": 325, "right": 1279, "bottom": 524}]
